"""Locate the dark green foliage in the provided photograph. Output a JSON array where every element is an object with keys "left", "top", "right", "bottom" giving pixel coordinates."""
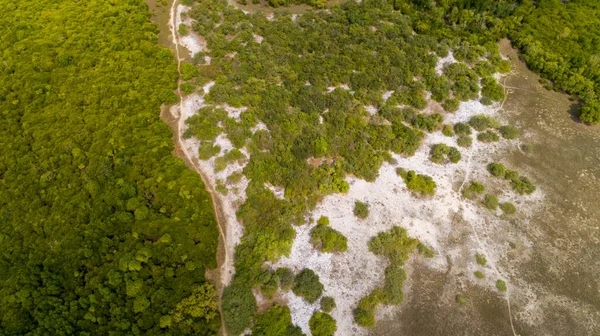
[
  {"left": 320, "top": 296, "right": 336, "bottom": 313},
  {"left": 355, "top": 226, "right": 425, "bottom": 327},
  {"left": 483, "top": 194, "right": 499, "bottom": 210},
  {"left": 430, "top": 144, "right": 462, "bottom": 164},
  {"left": 277, "top": 268, "right": 295, "bottom": 292},
  {"left": 442, "top": 98, "right": 460, "bottom": 112},
  {"left": 184, "top": 106, "right": 227, "bottom": 141},
  {"left": 309, "top": 312, "right": 337, "bottom": 336},
  {"left": 222, "top": 280, "right": 257, "bottom": 335},
  {"left": 496, "top": 279, "right": 508, "bottom": 292},
  {"left": 181, "top": 82, "right": 196, "bottom": 95},
  {"left": 462, "top": 181, "right": 485, "bottom": 199},
  {"left": 475, "top": 253, "right": 488, "bottom": 267},
  {"left": 477, "top": 130, "right": 501, "bottom": 143},
  {"left": 0, "top": 1, "right": 222, "bottom": 334},
  {"left": 181, "top": 62, "right": 199, "bottom": 80},
  {"left": 354, "top": 201, "right": 370, "bottom": 219},
  {"left": 259, "top": 270, "right": 280, "bottom": 297},
  {"left": 500, "top": 202, "right": 517, "bottom": 215},
  {"left": 251, "top": 304, "right": 304, "bottom": 336},
  {"left": 457, "top": 134, "right": 473, "bottom": 148},
  {"left": 511, "top": 176, "right": 537, "bottom": 195},
  {"left": 511, "top": 0, "right": 600, "bottom": 124},
  {"left": 453, "top": 122, "right": 472, "bottom": 136},
  {"left": 481, "top": 77, "right": 505, "bottom": 102},
  {"left": 397, "top": 168, "right": 437, "bottom": 196},
  {"left": 199, "top": 142, "right": 221, "bottom": 160},
  {"left": 310, "top": 223, "right": 348, "bottom": 253},
  {"left": 179, "top": 24, "right": 189, "bottom": 36},
  {"left": 469, "top": 114, "right": 499, "bottom": 131},
  {"left": 487, "top": 162, "right": 506, "bottom": 177},
  {"left": 292, "top": 269, "right": 324, "bottom": 304},
  {"left": 498, "top": 125, "right": 520, "bottom": 139},
  {"left": 474, "top": 271, "right": 485, "bottom": 279},
  {"left": 228, "top": 171, "right": 244, "bottom": 184}
]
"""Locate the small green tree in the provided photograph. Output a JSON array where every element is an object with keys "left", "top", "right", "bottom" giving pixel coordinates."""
[
  {"left": 353, "top": 201, "right": 370, "bottom": 219},
  {"left": 309, "top": 312, "right": 337, "bottom": 336},
  {"left": 320, "top": 296, "right": 336, "bottom": 313},
  {"left": 292, "top": 269, "right": 324, "bottom": 303}
]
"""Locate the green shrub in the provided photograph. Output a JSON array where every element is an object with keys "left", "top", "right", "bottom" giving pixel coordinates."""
[
  {"left": 252, "top": 304, "right": 301, "bottom": 336},
  {"left": 468, "top": 114, "right": 499, "bottom": 131},
  {"left": 292, "top": 269, "right": 324, "bottom": 304},
  {"left": 462, "top": 181, "right": 485, "bottom": 199},
  {"left": 487, "top": 162, "right": 506, "bottom": 177},
  {"left": 198, "top": 142, "right": 221, "bottom": 160},
  {"left": 442, "top": 125, "right": 454, "bottom": 137},
  {"left": 477, "top": 130, "right": 500, "bottom": 143},
  {"left": 429, "top": 144, "right": 461, "bottom": 164},
  {"left": 181, "top": 62, "right": 199, "bottom": 80},
  {"left": 320, "top": 296, "right": 336, "bottom": 313},
  {"left": 222, "top": 281, "right": 256, "bottom": 335},
  {"left": 498, "top": 125, "right": 520, "bottom": 139},
  {"left": 227, "top": 171, "right": 243, "bottom": 184},
  {"left": 483, "top": 194, "right": 499, "bottom": 210},
  {"left": 500, "top": 202, "right": 517, "bottom": 215},
  {"left": 180, "top": 82, "right": 196, "bottom": 95},
  {"left": 317, "top": 216, "right": 330, "bottom": 226},
  {"left": 453, "top": 122, "right": 472, "bottom": 136},
  {"left": 504, "top": 169, "right": 519, "bottom": 180},
  {"left": 214, "top": 149, "right": 245, "bottom": 172},
  {"left": 397, "top": 168, "right": 436, "bottom": 196},
  {"left": 496, "top": 279, "right": 507, "bottom": 292},
  {"left": 310, "top": 224, "right": 348, "bottom": 253},
  {"left": 474, "top": 271, "right": 485, "bottom": 279},
  {"left": 480, "top": 96, "right": 493, "bottom": 105},
  {"left": 511, "top": 176, "right": 536, "bottom": 195},
  {"left": 309, "top": 312, "right": 337, "bottom": 336},
  {"left": 475, "top": 253, "right": 487, "bottom": 267},
  {"left": 354, "top": 289, "right": 385, "bottom": 328},
  {"left": 457, "top": 134, "right": 473, "bottom": 148},
  {"left": 258, "top": 270, "right": 279, "bottom": 297},
  {"left": 178, "top": 24, "right": 189, "bottom": 36},
  {"left": 455, "top": 294, "right": 467, "bottom": 305},
  {"left": 216, "top": 182, "right": 228, "bottom": 195},
  {"left": 442, "top": 98, "right": 460, "bottom": 112},
  {"left": 354, "top": 201, "right": 370, "bottom": 219},
  {"left": 277, "top": 268, "right": 295, "bottom": 291}
]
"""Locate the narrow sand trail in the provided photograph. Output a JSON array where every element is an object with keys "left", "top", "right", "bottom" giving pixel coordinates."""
[{"left": 168, "top": 1, "right": 230, "bottom": 334}]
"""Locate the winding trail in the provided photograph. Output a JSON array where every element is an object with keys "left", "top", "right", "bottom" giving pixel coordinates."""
[
  {"left": 169, "top": 1, "right": 229, "bottom": 335},
  {"left": 457, "top": 95, "right": 518, "bottom": 336}
]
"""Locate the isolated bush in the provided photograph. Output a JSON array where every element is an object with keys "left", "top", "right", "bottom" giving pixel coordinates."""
[
  {"left": 320, "top": 296, "right": 336, "bottom": 313},
  {"left": 317, "top": 216, "right": 330, "bottom": 226},
  {"left": 498, "top": 125, "right": 520, "bottom": 139},
  {"left": 496, "top": 280, "right": 508, "bottom": 292},
  {"left": 292, "top": 269, "right": 324, "bottom": 303},
  {"left": 457, "top": 134, "right": 473, "bottom": 148},
  {"left": 511, "top": 176, "right": 536, "bottom": 195},
  {"left": 397, "top": 168, "right": 436, "bottom": 196},
  {"left": 442, "top": 98, "right": 460, "bottom": 112},
  {"left": 474, "top": 271, "right": 485, "bottom": 279},
  {"left": 455, "top": 294, "right": 467, "bottom": 305},
  {"left": 309, "top": 312, "right": 337, "bottom": 336},
  {"left": 477, "top": 130, "right": 500, "bottom": 143},
  {"left": 500, "top": 202, "right": 517, "bottom": 215},
  {"left": 475, "top": 253, "right": 487, "bottom": 267},
  {"left": 462, "top": 181, "right": 485, "bottom": 199},
  {"left": 487, "top": 162, "right": 506, "bottom": 177},
  {"left": 354, "top": 201, "right": 370, "bottom": 219},
  {"left": 504, "top": 169, "right": 519, "bottom": 180},
  {"left": 310, "top": 224, "right": 348, "bottom": 253},
  {"left": 483, "top": 194, "right": 499, "bottom": 210},
  {"left": 429, "top": 144, "right": 461, "bottom": 164}
]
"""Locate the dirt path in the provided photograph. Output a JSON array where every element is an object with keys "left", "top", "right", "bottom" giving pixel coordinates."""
[{"left": 168, "top": 1, "right": 230, "bottom": 335}]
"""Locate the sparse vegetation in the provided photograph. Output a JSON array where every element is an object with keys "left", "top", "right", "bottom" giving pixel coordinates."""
[
  {"left": 499, "top": 125, "right": 520, "bottom": 139},
  {"left": 487, "top": 162, "right": 506, "bottom": 177},
  {"left": 500, "top": 202, "right": 517, "bottom": 215},
  {"left": 442, "top": 125, "right": 455, "bottom": 137},
  {"left": 496, "top": 279, "right": 508, "bottom": 292},
  {"left": 511, "top": 176, "right": 537, "bottom": 195},
  {"left": 430, "top": 144, "right": 462, "bottom": 164},
  {"left": 277, "top": 268, "right": 295, "bottom": 291},
  {"left": 477, "top": 130, "right": 501, "bottom": 143},
  {"left": 354, "top": 201, "right": 370, "bottom": 219},
  {"left": 455, "top": 294, "right": 467, "bottom": 305},
  {"left": 454, "top": 122, "right": 472, "bottom": 136},
  {"left": 457, "top": 134, "right": 473, "bottom": 148},
  {"left": 474, "top": 271, "right": 485, "bottom": 279},
  {"left": 483, "top": 194, "right": 499, "bottom": 210},
  {"left": 397, "top": 168, "right": 437, "bottom": 197},
  {"left": 469, "top": 115, "right": 499, "bottom": 131},
  {"left": 462, "top": 181, "right": 485, "bottom": 199},
  {"left": 476, "top": 253, "right": 488, "bottom": 267},
  {"left": 320, "top": 296, "right": 336, "bottom": 313}
]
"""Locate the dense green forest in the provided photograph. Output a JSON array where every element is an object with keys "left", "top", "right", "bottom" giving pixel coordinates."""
[{"left": 0, "top": 0, "right": 220, "bottom": 334}]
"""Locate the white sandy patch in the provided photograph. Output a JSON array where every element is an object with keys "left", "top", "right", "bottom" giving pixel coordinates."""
[
  {"left": 218, "top": 104, "right": 248, "bottom": 121},
  {"left": 435, "top": 51, "right": 457, "bottom": 75},
  {"left": 251, "top": 121, "right": 269, "bottom": 133},
  {"left": 327, "top": 84, "right": 351, "bottom": 93},
  {"left": 253, "top": 34, "right": 264, "bottom": 44},
  {"left": 272, "top": 96, "right": 542, "bottom": 335},
  {"left": 265, "top": 183, "right": 286, "bottom": 200},
  {"left": 382, "top": 90, "right": 394, "bottom": 102},
  {"left": 364, "top": 105, "right": 378, "bottom": 115},
  {"left": 176, "top": 5, "right": 207, "bottom": 57}
]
